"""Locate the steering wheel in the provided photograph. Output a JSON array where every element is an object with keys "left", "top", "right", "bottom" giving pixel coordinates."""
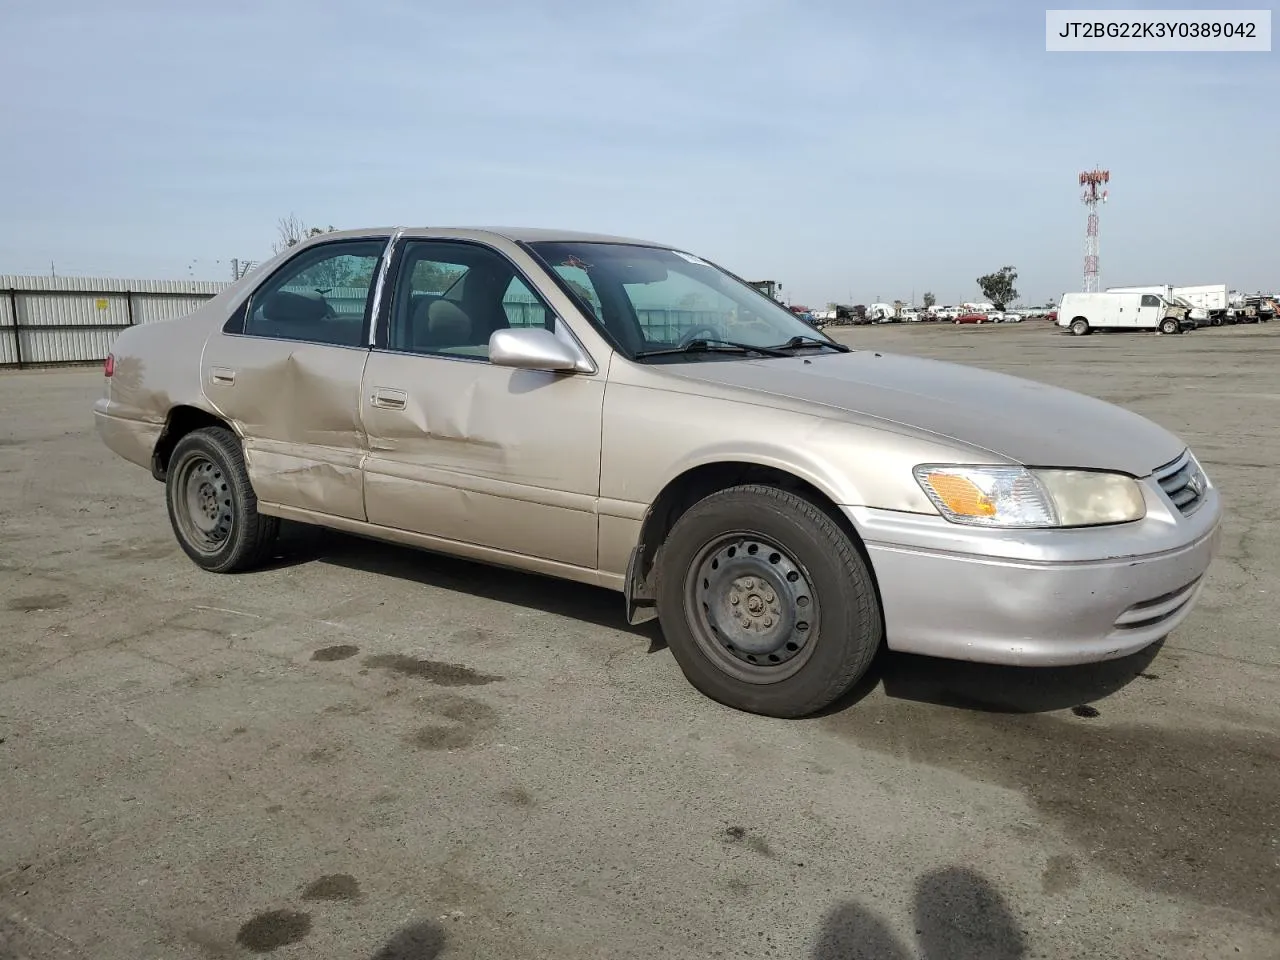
[{"left": 677, "top": 325, "right": 720, "bottom": 347}]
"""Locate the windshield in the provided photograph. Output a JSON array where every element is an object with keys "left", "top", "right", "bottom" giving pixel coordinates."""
[{"left": 526, "top": 241, "right": 842, "bottom": 361}]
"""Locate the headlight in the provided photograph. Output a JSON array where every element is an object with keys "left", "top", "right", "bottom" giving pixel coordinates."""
[{"left": 913, "top": 465, "right": 1146, "bottom": 528}]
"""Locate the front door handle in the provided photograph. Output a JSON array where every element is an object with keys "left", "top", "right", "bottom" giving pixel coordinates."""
[
  {"left": 210, "top": 367, "right": 236, "bottom": 385},
  {"left": 370, "top": 388, "right": 407, "bottom": 410}
]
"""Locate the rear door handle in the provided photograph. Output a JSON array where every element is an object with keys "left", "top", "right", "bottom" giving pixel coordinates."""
[
  {"left": 370, "top": 387, "right": 407, "bottom": 410},
  {"left": 210, "top": 367, "right": 236, "bottom": 385}
]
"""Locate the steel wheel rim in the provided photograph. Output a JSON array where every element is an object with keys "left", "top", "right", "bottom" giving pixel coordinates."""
[
  {"left": 683, "top": 532, "right": 820, "bottom": 685},
  {"left": 174, "top": 454, "right": 234, "bottom": 553}
]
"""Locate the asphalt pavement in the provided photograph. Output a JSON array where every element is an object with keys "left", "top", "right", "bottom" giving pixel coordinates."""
[{"left": 1, "top": 320, "right": 1277, "bottom": 959}]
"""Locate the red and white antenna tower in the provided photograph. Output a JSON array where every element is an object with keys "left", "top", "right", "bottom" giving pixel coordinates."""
[{"left": 1079, "top": 168, "right": 1109, "bottom": 292}]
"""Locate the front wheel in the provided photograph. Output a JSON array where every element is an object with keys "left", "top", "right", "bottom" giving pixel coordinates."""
[
  {"left": 654, "top": 485, "right": 883, "bottom": 718},
  {"left": 165, "top": 426, "right": 280, "bottom": 573},
  {"left": 1070, "top": 318, "right": 1090, "bottom": 336},
  {"left": 1159, "top": 318, "right": 1180, "bottom": 335}
]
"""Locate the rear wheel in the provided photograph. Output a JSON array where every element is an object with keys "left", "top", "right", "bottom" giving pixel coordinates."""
[
  {"left": 1069, "top": 317, "right": 1090, "bottom": 336},
  {"left": 654, "top": 485, "right": 882, "bottom": 718},
  {"left": 1159, "top": 318, "right": 1180, "bottom": 335},
  {"left": 165, "top": 426, "right": 279, "bottom": 573}
]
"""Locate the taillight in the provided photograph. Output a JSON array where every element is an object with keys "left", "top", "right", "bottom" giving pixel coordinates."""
[{"left": 104, "top": 353, "right": 114, "bottom": 377}]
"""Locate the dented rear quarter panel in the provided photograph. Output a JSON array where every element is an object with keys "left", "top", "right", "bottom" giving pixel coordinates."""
[
  {"left": 93, "top": 244, "right": 298, "bottom": 471},
  {"left": 92, "top": 299, "right": 229, "bottom": 471}
]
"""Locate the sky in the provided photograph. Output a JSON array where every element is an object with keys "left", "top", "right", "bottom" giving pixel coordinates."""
[{"left": 1, "top": 0, "right": 1276, "bottom": 307}]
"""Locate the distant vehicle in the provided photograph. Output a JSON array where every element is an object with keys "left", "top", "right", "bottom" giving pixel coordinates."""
[
  {"left": 1171, "top": 297, "right": 1210, "bottom": 328},
  {"left": 954, "top": 312, "right": 989, "bottom": 324},
  {"left": 1058, "top": 292, "right": 1193, "bottom": 336},
  {"left": 1175, "top": 285, "right": 1230, "bottom": 325},
  {"left": 1231, "top": 295, "right": 1274, "bottom": 323},
  {"left": 1108, "top": 284, "right": 1230, "bottom": 326},
  {"left": 1001, "top": 312, "right": 1023, "bottom": 323},
  {"left": 868, "top": 302, "right": 896, "bottom": 323}
]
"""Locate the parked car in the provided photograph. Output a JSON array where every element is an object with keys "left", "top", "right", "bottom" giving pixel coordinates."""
[
  {"left": 1000, "top": 312, "right": 1023, "bottom": 323},
  {"left": 94, "top": 227, "right": 1223, "bottom": 718},
  {"left": 954, "top": 312, "right": 989, "bottom": 324}
]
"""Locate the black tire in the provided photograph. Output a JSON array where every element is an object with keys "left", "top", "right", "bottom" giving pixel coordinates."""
[
  {"left": 165, "top": 426, "right": 280, "bottom": 573},
  {"left": 654, "top": 484, "right": 882, "bottom": 718},
  {"left": 1159, "top": 318, "right": 1179, "bottom": 335},
  {"left": 1070, "top": 318, "right": 1089, "bottom": 336}
]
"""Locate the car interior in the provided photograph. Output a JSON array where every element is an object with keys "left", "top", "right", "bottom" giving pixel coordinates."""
[{"left": 388, "top": 246, "right": 550, "bottom": 358}]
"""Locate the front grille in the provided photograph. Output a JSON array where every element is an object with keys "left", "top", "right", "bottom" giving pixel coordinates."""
[{"left": 1153, "top": 449, "right": 1207, "bottom": 516}]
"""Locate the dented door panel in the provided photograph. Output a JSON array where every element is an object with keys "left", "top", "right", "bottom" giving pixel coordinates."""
[
  {"left": 360, "top": 351, "right": 604, "bottom": 569},
  {"left": 202, "top": 335, "right": 371, "bottom": 520}
]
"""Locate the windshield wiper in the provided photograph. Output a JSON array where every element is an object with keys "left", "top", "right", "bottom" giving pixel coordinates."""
[
  {"left": 634, "top": 338, "right": 793, "bottom": 360},
  {"left": 769, "top": 334, "right": 851, "bottom": 353}
]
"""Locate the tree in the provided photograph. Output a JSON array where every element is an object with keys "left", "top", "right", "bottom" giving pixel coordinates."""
[
  {"left": 922, "top": 291, "right": 936, "bottom": 309},
  {"left": 976, "top": 266, "right": 1019, "bottom": 310},
  {"left": 273, "top": 214, "right": 335, "bottom": 254}
]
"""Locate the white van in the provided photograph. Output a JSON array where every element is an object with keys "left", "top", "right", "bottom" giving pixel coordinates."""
[{"left": 1057, "top": 292, "right": 1190, "bottom": 336}]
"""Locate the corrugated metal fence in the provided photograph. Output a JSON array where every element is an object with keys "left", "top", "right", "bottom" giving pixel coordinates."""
[{"left": 0, "top": 276, "right": 229, "bottom": 368}]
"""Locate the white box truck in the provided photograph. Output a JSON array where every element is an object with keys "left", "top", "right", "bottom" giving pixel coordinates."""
[{"left": 1058, "top": 291, "right": 1192, "bottom": 336}]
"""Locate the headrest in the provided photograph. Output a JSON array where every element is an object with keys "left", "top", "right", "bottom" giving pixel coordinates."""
[
  {"left": 426, "top": 300, "right": 471, "bottom": 341},
  {"left": 261, "top": 289, "right": 328, "bottom": 324}
]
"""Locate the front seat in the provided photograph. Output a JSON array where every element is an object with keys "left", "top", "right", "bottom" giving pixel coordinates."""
[{"left": 411, "top": 299, "right": 473, "bottom": 351}]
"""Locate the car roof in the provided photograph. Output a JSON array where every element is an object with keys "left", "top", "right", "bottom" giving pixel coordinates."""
[{"left": 306, "top": 225, "right": 674, "bottom": 248}]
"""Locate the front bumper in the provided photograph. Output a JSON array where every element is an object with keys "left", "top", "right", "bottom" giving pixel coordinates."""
[{"left": 847, "top": 480, "right": 1223, "bottom": 667}]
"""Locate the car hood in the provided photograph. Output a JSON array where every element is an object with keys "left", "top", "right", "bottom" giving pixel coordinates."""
[{"left": 661, "top": 350, "right": 1185, "bottom": 476}]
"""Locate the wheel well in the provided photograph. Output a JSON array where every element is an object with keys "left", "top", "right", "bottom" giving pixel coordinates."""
[
  {"left": 630, "top": 462, "right": 875, "bottom": 602},
  {"left": 1071, "top": 316, "right": 1088, "bottom": 325},
  {"left": 151, "top": 406, "right": 232, "bottom": 480}
]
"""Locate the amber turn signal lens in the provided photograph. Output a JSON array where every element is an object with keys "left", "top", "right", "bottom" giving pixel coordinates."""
[{"left": 921, "top": 472, "right": 997, "bottom": 517}]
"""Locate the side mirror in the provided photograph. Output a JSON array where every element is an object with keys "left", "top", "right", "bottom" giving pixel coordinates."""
[{"left": 488, "top": 327, "right": 581, "bottom": 372}]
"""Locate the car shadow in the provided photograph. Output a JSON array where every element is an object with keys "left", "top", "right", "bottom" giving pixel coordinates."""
[
  {"left": 265, "top": 522, "right": 666, "bottom": 650},
  {"left": 369, "top": 919, "right": 447, "bottom": 959},
  {"left": 818, "top": 638, "right": 1162, "bottom": 717},
  {"left": 265, "top": 523, "right": 1159, "bottom": 713},
  {"left": 811, "top": 865, "right": 1027, "bottom": 959}
]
